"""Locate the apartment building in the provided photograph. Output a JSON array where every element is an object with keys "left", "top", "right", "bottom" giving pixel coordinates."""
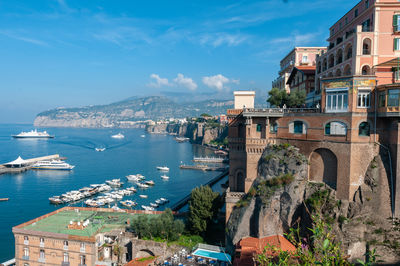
[{"left": 272, "top": 47, "right": 326, "bottom": 93}]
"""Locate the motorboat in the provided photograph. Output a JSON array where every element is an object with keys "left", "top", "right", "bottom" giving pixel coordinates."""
[
  {"left": 156, "top": 166, "right": 169, "bottom": 171},
  {"left": 136, "top": 183, "right": 150, "bottom": 189},
  {"left": 49, "top": 196, "right": 63, "bottom": 204},
  {"left": 141, "top": 205, "right": 155, "bottom": 211},
  {"left": 175, "top": 137, "right": 190, "bottom": 143},
  {"left": 105, "top": 179, "right": 123, "bottom": 187},
  {"left": 139, "top": 194, "right": 148, "bottom": 199},
  {"left": 12, "top": 129, "right": 54, "bottom": 138},
  {"left": 95, "top": 147, "right": 106, "bottom": 152},
  {"left": 150, "top": 202, "right": 159, "bottom": 208},
  {"left": 161, "top": 175, "right": 169, "bottom": 180},
  {"left": 32, "top": 160, "right": 75, "bottom": 170},
  {"left": 126, "top": 174, "right": 144, "bottom": 182},
  {"left": 140, "top": 135, "right": 146, "bottom": 138},
  {"left": 145, "top": 180, "right": 155, "bottom": 186},
  {"left": 120, "top": 200, "right": 137, "bottom": 207},
  {"left": 111, "top": 133, "right": 125, "bottom": 139}
]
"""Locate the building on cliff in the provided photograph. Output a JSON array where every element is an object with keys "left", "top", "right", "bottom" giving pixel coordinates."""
[
  {"left": 226, "top": 0, "right": 400, "bottom": 225},
  {"left": 272, "top": 47, "right": 327, "bottom": 93},
  {"left": 12, "top": 207, "right": 163, "bottom": 266}
]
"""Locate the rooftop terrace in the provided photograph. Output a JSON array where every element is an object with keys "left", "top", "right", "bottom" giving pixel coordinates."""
[{"left": 13, "top": 207, "right": 162, "bottom": 239}]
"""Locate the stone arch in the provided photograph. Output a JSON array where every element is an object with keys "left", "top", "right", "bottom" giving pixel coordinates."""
[
  {"left": 317, "top": 61, "right": 321, "bottom": 74},
  {"left": 335, "top": 68, "right": 342, "bottom": 77},
  {"left": 323, "top": 58, "right": 327, "bottom": 71},
  {"left": 309, "top": 148, "right": 338, "bottom": 189},
  {"left": 362, "top": 38, "right": 372, "bottom": 55},
  {"left": 343, "top": 64, "right": 351, "bottom": 76},
  {"left": 136, "top": 249, "right": 155, "bottom": 258},
  {"left": 235, "top": 169, "right": 245, "bottom": 192},
  {"left": 361, "top": 64, "right": 371, "bottom": 75},
  {"left": 336, "top": 49, "right": 343, "bottom": 65},
  {"left": 328, "top": 72, "right": 333, "bottom": 77},
  {"left": 328, "top": 53, "right": 335, "bottom": 68}
]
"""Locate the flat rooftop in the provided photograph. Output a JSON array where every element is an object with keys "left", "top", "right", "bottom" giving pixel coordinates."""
[{"left": 13, "top": 207, "right": 161, "bottom": 237}]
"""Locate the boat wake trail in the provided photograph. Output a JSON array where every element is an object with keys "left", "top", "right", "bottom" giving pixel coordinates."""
[
  {"left": 53, "top": 140, "right": 97, "bottom": 150},
  {"left": 105, "top": 141, "right": 132, "bottom": 150}
]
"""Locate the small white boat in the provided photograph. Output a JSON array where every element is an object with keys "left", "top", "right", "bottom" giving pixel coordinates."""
[
  {"left": 111, "top": 133, "right": 125, "bottom": 139},
  {"left": 111, "top": 204, "right": 121, "bottom": 211},
  {"left": 150, "top": 202, "right": 159, "bottom": 208},
  {"left": 161, "top": 175, "right": 169, "bottom": 180},
  {"left": 120, "top": 200, "right": 137, "bottom": 207},
  {"left": 49, "top": 196, "right": 63, "bottom": 204},
  {"left": 156, "top": 166, "right": 169, "bottom": 171},
  {"left": 139, "top": 194, "right": 148, "bottom": 199},
  {"left": 140, "top": 135, "right": 146, "bottom": 138},
  {"left": 105, "top": 179, "right": 123, "bottom": 187},
  {"left": 136, "top": 183, "right": 150, "bottom": 189},
  {"left": 141, "top": 205, "right": 155, "bottom": 211},
  {"left": 126, "top": 174, "right": 144, "bottom": 182},
  {"left": 145, "top": 180, "right": 155, "bottom": 186},
  {"left": 95, "top": 147, "right": 106, "bottom": 152}
]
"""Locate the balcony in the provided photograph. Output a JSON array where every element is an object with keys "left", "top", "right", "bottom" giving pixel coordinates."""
[
  {"left": 80, "top": 247, "right": 86, "bottom": 253},
  {"left": 40, "top": 242, "right": 44, "bottom": 248},
  {"left": 38, "top": 258, "right": 45, "bottom": 263},
  {"left": 22, "top": 256, "right": 29, "bottom": 260},
  {"left": 23, "top": 240, "right": 29, "bottom": 245},
  {"left": 63, "top": 245, "right": 68, "bottom": 250},
  {"left": 62, "top": 262, "right": 70, "bottom": 266}
]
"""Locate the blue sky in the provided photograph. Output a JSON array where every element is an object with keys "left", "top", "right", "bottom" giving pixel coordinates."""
[{"left": 0, "top": 0, "right": 358, "bottom": 123}]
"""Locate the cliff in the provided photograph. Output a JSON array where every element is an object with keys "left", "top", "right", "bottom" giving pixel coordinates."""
[
  {"left": 146, "top": 122, "right": 227, "bottom": 145},
  {"left": 34, "top": 96, "right": 233, "bottom": 128},
  {"left": 227, "top": 143, "right": 400, "bottom": 263}
]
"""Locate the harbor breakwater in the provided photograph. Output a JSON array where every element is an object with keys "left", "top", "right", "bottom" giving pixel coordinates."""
[{"left": 146, "top": 122, "right": 227, "bottom": 145}]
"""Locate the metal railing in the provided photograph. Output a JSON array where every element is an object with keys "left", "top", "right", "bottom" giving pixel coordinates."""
[{"left": 243, "top": 108, "right": 320, "bottom": 114}]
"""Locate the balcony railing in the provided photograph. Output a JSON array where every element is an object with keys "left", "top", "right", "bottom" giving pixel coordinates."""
[
  {"left": 63, "top": 245, "right": 68, "bottom": 250},
  {"left": 23, "top": 240, "right": 29, "bottom": 245},
  {"left": 394, "top": 25, "right": 400, "bottom": 33},
  {"left": 62, "top": 262, "right": 70, "bottom": 266},
  {"left": 22, "top": 256, "right": 29, "bottom": 260},
  {"left": 40, "top": 242, "right": 44, "bottom": 248},
  {"left": 80, "top": 247, "right": 86, "bottom": 253},
  {"left": 39, "top": 258, "right": 45, "bottom": 263}
]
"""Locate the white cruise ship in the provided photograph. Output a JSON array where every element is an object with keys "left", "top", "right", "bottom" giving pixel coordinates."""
[
  {"left": 12, "top": 129, "right": 54, "bottom": 139},
  {"left": 32, "top": 160, "right": 75, "bottom": 170}
]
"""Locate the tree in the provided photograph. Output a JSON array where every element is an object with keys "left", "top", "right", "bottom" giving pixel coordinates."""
[
  {"left": 200, "top": 113, "right": 212, "bottom": 117},
  {"left": 267, "top": 87, "right": 288, "bottom": 107},
  {"left": 187, "top": 186, "right": 220, "bottom": 235},
  {"left": 287, "top": 90, "right": 306, "bottom": 108}
]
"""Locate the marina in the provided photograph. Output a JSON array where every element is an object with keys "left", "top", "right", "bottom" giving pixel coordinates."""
[
  {"left": 180, "top": 164, "right": 227, "bottom": 171},
  {"left": 0, "top": 154, "right": 61, "bottom": 175},
  {"left": 0, "top": 125, "right": 226, "bottom": 261},
  {"left": 192, "top": 156, "right": 228, "bottom": 163}
]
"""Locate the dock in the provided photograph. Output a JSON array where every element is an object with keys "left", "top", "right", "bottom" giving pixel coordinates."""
[
  {"left": 0, "top": 154, "right": 60, "bottom": 175},
  {"left": 171, "top": 169, "right": 229, "bottom": 212},
  {"left": 0, "top": 198, "right": 9, "bottom": 201},
  {"left": 180, "top": 165, "right": 227, "bottom": 171},
  {"left": 192, "top": 157, "right": 228, "bottom": 163}
]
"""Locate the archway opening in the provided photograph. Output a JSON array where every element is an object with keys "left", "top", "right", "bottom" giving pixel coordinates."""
[
  {"left": 362, "top": 65, "right": 371, "bottom": 75},
  {"left": 363, "top": 38, "right": 371, "bottom": 55},
  {"left": 309, "top": 148, "right": 338, "bottom": 189},
  {"left": 236, "top": 171, "right": 245, "bottom": 192},
  {"left": 136, "top": 249, "right": 155, "bottom": 258}
]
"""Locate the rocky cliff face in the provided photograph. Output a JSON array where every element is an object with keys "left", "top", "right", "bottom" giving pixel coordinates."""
[
  {"left": 146, "top": 122, "right": 227, "bottom": 145},
  {"left": 226, "top": 144, "right": 400, "bottom": 263}
]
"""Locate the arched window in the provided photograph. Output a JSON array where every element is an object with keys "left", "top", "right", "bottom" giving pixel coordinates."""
[
  {"left": 256, "top": 124, "right": 262, "bottom": 132},
  {"left": 328, "top": 72, "right": 333, "bottom": 77},
  {"left": 325, "top": 121, "right": 347, "bottom": 135},
  {"left": 336, "top": 69, "right": 342, "bottom": 77},
  {"left": 345, "top": 44, "right": 353, "bottom": 60},
  {"left": 359, "top": 122, "right": 370, "bottom": 136},
  {"left": 270, "top": 122, "right": 278, "bottom": 133},
  {"left": 323, "top": 58, "right": 327, "bottom": 71},
  {"left": 317, "top": 62, "right": 321, "bottom": 74},
  {"left": 363, "top": 38, "right": 371, "bottom": 55},
  {"left": 336, "top": 49, "right": 343, "bottom": 65},
  {"left": 289, "top": 121, "right": 306, "bottom": 134},
  {"left": 362, "top": 65, "right": 371, "bottom": 75},
  {"left": 328, "top": 54, "right": 335, "bottom": 68}
]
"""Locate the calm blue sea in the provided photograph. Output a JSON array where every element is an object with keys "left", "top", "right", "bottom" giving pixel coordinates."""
[{"left": 0, "top": 124, "right": 224, "bottom": 261}]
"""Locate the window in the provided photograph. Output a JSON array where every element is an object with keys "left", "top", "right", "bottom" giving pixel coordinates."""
[
  {"left": 394, "top": 38, "right": 400, "bottom": 51},
  {"left": 362, "top": 19, "right": 371, "bottom": 32},
  {"left": 359, "top": 122, "right": 370, "bottom": 136},
  {"left": 24, "top": 247, "right": 29, "bottom": 257},
  {"left": 379, "top": 91, "right": 386, "bottom": 107},
  {"left": 345, "top": 17, "right": 348, "bottom": 25},
  {"left": 326, "top": 90, "right": 348, "bottom": 112},
  {"left": 80, "top": 255, "right": 86, "bottom": 265},
  {"left": 40, "top": 249, "right": 45, "bottom": 259},
  {"left": 388, "top": 89, "right": 400, "bottom": 107},
  {"left": 270, "top": 123, "right": 278, "bottom": 133},
  {"left": 302, "top": 55, "right": 308, "bottom": 63},
  {"left": 357, "top": 90, "right": 371, "bottom": 108},
  {"left": 294, "top": 121, "right": 303, "bottom": 134},
  {"left": 63, "top": 252, "right": 69, "bottom": 263},
  {"left": 355, "top": 9, "right": 359, "bottom": 18},
  {"left": 80, "top": 242, "right": 86, "bottom": 252},
  {"left": 256, "top": 124, "right": 262, "bottom": 132},
  {"left": 325, "top": 122, "right": 347, "bottom": 136},
  {"left": 365, "top": 0, "right": 369, "bottom": 9},
  {"left": 393, "top": 15, "right": 400, "bottom": 32}
]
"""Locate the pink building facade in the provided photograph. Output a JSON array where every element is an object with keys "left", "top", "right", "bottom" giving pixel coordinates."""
[{"left": 272, "top": 47, "right": 326, "bottom": 93}]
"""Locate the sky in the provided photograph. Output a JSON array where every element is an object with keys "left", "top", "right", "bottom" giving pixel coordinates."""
[{"left": 0, "top": 0, "right": 359, "bottom": 123}]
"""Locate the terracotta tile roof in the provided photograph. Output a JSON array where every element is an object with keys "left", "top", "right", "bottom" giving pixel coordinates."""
[{"left": 233, "top": 235, "right": 296, "bottom": 266}]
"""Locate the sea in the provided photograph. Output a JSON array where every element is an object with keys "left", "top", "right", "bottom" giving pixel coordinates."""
[{"left": 0, "top": 124, "right": 226, "bottom": 261}]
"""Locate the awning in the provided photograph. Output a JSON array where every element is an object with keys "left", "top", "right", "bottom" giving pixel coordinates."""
[
  {"left": 4, "top": 156, "right": 28, "bottom": 166},
  {"left": 326, "top": 87, "right": 348, "bottom": 93},
  {"left": 375, "top": 58, "right": 400, "bottom": 68}
]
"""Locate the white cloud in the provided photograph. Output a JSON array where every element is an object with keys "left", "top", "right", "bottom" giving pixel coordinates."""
[
  {"left": 200, "top": 33, "right": 247, "bottom": 47},
  {"left": 202, "top": 74, "right": 237, "bottom": 91},
  {"left": 174, "top": 73, "right": 197, "bottom": 91},
  {"left": 148, "top": 74, "right": 170, "bottom": 88}
]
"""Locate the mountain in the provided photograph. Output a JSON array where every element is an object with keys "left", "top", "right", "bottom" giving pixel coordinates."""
[{"left": 33, "top": 96, "right": 234, "bottom": 128}]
